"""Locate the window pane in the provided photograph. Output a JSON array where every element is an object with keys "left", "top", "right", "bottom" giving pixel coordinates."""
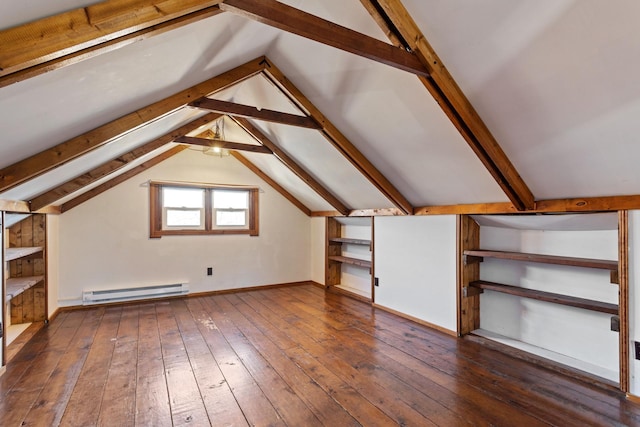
[
  {"left": 213, "top": 190, "right": 248, "bottom": 209},
  {"left": 163, "top": 187, "right": 204, "bottom": 208},
  {"left": 166, "top": 209, "right": 202, "bottom": 226},
  {"left": 216, "top": 210, "right": 246, "bottom": 226}
]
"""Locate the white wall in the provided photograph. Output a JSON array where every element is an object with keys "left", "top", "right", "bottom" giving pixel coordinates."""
[
  {"left": 478, "top": 216, "right": 619, "bottom": 380},
  {"left": 310, "top": 217, "right": 325, "bottom": 285},
  {"left": 57, "top": 150, "right": 311, "bottom": 306},
  {"left": 374, "top": 215, "right": 457, "bottom": 332}
]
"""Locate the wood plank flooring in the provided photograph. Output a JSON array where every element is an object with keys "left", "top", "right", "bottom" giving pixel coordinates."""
[{"left": 2, "top": 284, "right": 640, "bottom": 426}]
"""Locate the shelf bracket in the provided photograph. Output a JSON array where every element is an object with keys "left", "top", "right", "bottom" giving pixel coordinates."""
[
  {"left": 463, "top": 286, "right": 483, "bottom": 298},
  {"left": 463, "top": 254, "right": 483, "bottom": 265},
  {"left": 611, "top": 315, "right": 620, "bottom": 332},
  {"left": 610, "top": 270, "right": 619, "bottom": 285}
]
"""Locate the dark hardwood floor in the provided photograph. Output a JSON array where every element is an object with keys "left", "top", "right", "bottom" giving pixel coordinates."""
[{"left": 1, "top": 284, "right": 640, "bottom": 426}]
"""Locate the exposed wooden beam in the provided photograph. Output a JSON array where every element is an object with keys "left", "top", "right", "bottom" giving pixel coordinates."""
[
  {"left": 261, "top": 59, "right": 414, "bottom": 215},
  {"left": 0, "top": 199, "right": 30, "bottom": 213},
  {"left": 190, "top": 98, "right": 320, "bottom": 129},
  {"left": 175, "top": 136, "right": 272, "bottom": 154},
  {"left": 231, "top": 117, "right": 350, "bottom": 216},
  {"left": 0, "top": 6, "right": 224, "bottom": 89},
  {"left": 364, "top": 0, "right": 535, "bottom": 211},
  {"left": 358, "top": 0, "right": 406, "bottom": 48},
  {"left": 230, "top": 152, "right": 311, "bottom": 216},
  {"left": 0, "top": 56, "right": 266, "bottom": 193},
  {"left": 60, "top": 145, "right": 188, "bottom": 213},
  {"left": 310, "top": 211, "right": 343, "bottom": 217},
  {"left": 415, "top": 194, "right": 640, "bottom": 215},
  {"left": 28, "top": 113, "right": 222, "bottom": 211},
  {"left": 219, "top": 0, "right": 428, "bottom": 77},
  {"left": 0, "top": 0, "right": 223, "bottom": 80},
  {"left": 348, "top": 208, "right": 405, "bottom": 217}
]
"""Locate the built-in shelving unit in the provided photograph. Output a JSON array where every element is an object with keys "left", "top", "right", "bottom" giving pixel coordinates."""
[
  {"left": 458, "top": 212, "right": 626, "bottom": 388},
  {"left": 2, "top": 213, "right": 48, "bottom": 367},
  {"left": 326, "top": 217, "right": 373, "bottom": 301}
]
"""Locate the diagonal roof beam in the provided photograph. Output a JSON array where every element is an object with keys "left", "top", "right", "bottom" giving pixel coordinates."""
[
  {"left": 0, "top": 56, "right": 267, "bottom": 193},
  {"left": 363, "top": 0, "right": 535, "bottom": 211},
  {"left": 190, "top": 98, "right": 320, "bottom": 129},
  {"left": 219, "top": 0, "right": 428, "bottom": 77},
  {"left": 0, "top": 1, "right": 224, "bottom": 86},
  {"left": 261, "top": 58, "right": 414, "bottom": 215},
  {"left": 28, "top": 113, "right": 222, "bottom": 211},
  {"left": 231, "top": 117, "right": 350, "bottom": 216},
  {"left": 175, "top": 136, "right": 273, "bottom": 154},
  {"left": 230, "top": 151, "right": 312, "bottom": 216},
  {"left": 60, "top": 145, "right": 188, "bottom": 213}
]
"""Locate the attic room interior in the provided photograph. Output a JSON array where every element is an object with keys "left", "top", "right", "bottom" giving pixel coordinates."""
[{"left": 2, "top": 0, "right": 640, "bottom": 425}]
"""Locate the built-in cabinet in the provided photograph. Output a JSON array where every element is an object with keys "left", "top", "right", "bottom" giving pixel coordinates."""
[
  {"left": 458, "top": 212, "right": 627, "bottom": 389},
  {"left": 2, "top": 212, "right": 48, "bottom": 366},
  {"left": 325, "top": 217, "right": 373, "bottom": 301}
]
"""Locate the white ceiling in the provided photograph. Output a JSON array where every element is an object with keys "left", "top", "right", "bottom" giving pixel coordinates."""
[{"left": 1, "top": 1, "right": 639, "bottom": 213}]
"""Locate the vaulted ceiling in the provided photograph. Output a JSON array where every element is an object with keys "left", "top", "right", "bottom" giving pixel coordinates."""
[{"left": 1, "top": 0, "right": 640, "bottom": 216}]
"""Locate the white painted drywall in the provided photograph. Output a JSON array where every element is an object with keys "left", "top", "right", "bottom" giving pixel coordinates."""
[
  {"left": 46, "top": 215, "right": 59, "bottom": 317},
  {"left": 478, "top": 215, "right": 619, "bottom": 379},
  {"left": 374, "top": 215, "right": 457, "bottom": 332},
  {"left": 310, "top": 217, "right": 325, "bottom": 285},
  {"left": 57, "top": 150, "right": 311, "bottom": 306}
]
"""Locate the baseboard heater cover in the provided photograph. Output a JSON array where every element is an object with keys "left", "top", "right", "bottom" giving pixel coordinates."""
[{"left": 82, "top": 283, "right": 189, "bottom": 305}]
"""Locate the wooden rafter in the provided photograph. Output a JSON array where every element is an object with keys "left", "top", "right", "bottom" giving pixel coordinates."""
[
  {"left": 28, "top": 113, "right": 222, "bottom": 211},
  {"left": 362, "top": 0, "right": 535, "bottom": 211},
  {"left": 0, "top": 6, "right": 223, "bottom": 89},
  {"left": 190, "top": 98, "right": 320, "bottom": 129},
  {"left": 261, "top": 59, "right": 414, "bottom": 215},
  {"left": 0, "top": 1, "right": 223, "bottom": 82},
  {"left": 60, "top": 145, "right": 188, "bottom": 213},
  {"left": 219, "top": 0, "right": 428, "bottom": 76},
  {"left": 230, "top": 152, "right": 312, "bottom": 216},
  {"left": 175, "top": 136, "right": 272, "bottom": 154},
  {"left": 231, "top": 117, "right": 350, "bottom": 216},
  {"left": 0, "top": 56, "right": 267, "bottom": 193}
]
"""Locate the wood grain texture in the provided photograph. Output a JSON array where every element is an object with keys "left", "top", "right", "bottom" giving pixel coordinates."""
[
  {"left": 1, "top": 285, "right": 640, "bottom": 425},
  {"left": 175, "top": 136, "right": 272, "bottom": 153},
  {"left": 618, "top": 210, "right": 629, "bottom": 392},
  {"left": 457, "top": 215, "right": 480, "bottom": 335}
]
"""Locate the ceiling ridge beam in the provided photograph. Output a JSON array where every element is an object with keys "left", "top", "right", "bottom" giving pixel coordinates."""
[
  {"left": 261, "top": 58, "right": 414, "bottom": 215},
  {"left": 189, "top": 98, "right": 320, "bottom": 129},
  {"left": 0, "top": 6, "right": 224, "bottom": 89},
  {"left": 175, "top": 136, "right": 273, "bottom": 154},
  {"left": 368, "top": 0, "right": 535, "bottom": 210},
  {"left": 59, "top": 145, "right": 188, "bottom": 213},
  {"left": 219, "top": 0, "right": 428, "bottom": 77},
  {"left": 231, "top": 116, "right": 351, "bottom": 216},
  {"left": 27, "top": 113, "right": 222, "bottom": 211},
  {"left": 0, "top": 0, "right": 224, "bottom": 81},
  {"left": 0, "top": 56, "right": 267, "bottom": 193},
  {"left": 230, "top": 151, "right": 312, "bottom": 216}
]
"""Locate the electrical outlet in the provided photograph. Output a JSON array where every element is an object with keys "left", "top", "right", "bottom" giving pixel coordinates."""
[
  {"left": 374, "top": 277, "right": 379, "bottom": 287},
  {"left": 207, "top": 267, "right": 213, "bottom": 276},
  {"left": 635, "top": 342, "right": 640, "bottom": 360}
]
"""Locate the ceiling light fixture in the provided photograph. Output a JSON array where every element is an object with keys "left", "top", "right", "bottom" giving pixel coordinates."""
[{"left": 202, "top": 118, "right": 230, "bottom": 157}]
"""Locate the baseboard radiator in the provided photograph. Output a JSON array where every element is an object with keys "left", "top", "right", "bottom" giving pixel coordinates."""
[{"left": 82, "top": 283, "right": 189, "bottom": 305}]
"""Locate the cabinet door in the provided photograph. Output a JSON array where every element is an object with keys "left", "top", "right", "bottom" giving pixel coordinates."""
[{"left": 374, "top": 215, "right": 457, "bottom": 332}]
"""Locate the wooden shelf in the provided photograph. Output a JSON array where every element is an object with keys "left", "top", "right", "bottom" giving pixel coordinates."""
[
  {"left": 5, "top": 246, "right": 43, "bottom": 262},
  {"left": 6, "top": 276, "right": 44, "bottom": 301},
  {"left": 329, "top": 237, "right": 371, "bottom": 247},
  {"left": 328, "top": 255, "right": 372, "bottom": 269},
  {"left": 469, "top": 280, "right": 618, "bottom": 315},
  {"left": 464, "top": 250, "right": 618, "bottom": 271}
]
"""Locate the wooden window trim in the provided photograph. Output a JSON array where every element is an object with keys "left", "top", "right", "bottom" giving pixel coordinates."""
[{"left": 149, "top": 182, "right": 259, "bottom": 238}]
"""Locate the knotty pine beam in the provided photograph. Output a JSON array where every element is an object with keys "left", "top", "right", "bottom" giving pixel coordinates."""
[
  {"left": 363, "top": 0, "right": 535, "bottom": 211},
  {"left": 231, "top": 117, "right": 350, "bottom": 216},
  {"left": 230, "top": 152, "right": 312, "bottom": 216},
  {"left": 219, "top": 0, "right": 428, "bottom": 77},
  {"left": 0, "top": 6, "right": 223, "bottom": 89},
  {"left": 60, "top": 145, "right": 188, "bottom": 213},
  {"left": 190, "top": 98, "right": 320, "bottom": 129},
  {"left": 175, "top": 136, "right": 272, "bottom": 154},
  {"left": 261, "top": 59, "right": 414, "bottom": 215},
  {"left": 0, "top": 1, "right": 223, "bottom": 81},
  {"left": 0, "top": 56, "right": 266, "bottom": 193},
  {"left": 28, "top": 113, "right": 222, "bottom": 211}
]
